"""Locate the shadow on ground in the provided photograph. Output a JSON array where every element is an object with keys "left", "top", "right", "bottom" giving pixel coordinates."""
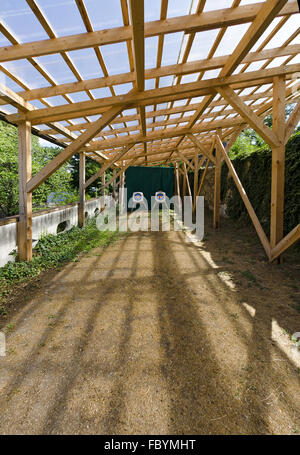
[{"left": 0, "top": 211, "right": 299, "bottom": 434}]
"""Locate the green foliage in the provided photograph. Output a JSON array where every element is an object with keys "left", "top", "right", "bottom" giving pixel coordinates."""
[
  {"left": 0, "top": 120, "right": 74, "bottom": 217},
  {"left": 222, "top": 131, "right": 300, "bottom": 238},
  {"left": 0, "top": 219, "right": 123, "bottom": 308},
  {"left": 69, "top": 154, "right": 113, "bottom": 198}
]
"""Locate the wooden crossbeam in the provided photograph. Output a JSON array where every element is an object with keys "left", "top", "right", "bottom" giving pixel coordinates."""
[
  {"left": 0, "top": 81, "right": 80, "bottom": 144},
  {"left": 183, "top": 163, "right": 192, "bottom": 198},
  {"left": 216, "top": 85, "right": 280, "bottom": 148},
  {"left": 215, "top": 135, "right": 270, "bottom": 257},
  {"left": 270, "top": 224, "right": 300, "bottom": 261},
  {"left": 285, "top": 98, "right": 300, "bottom": 143},
  {"left": 7, "top": 63, "right": 300, "bottom": 125},
  {"left": 197, "top": 159, "right": 210, "bottom": 198},
  {"left": 26, "top": 103, "right": 128, "bottom": 193},
  {"left": 187, "top": 134, "right": 216, "bottom": 164},
  {"left": 176, "top": 149, "right": 195, "bottom": 171},
  {"left": 220, "top": 0, "right": 288, "bottom": 76},
  {"left": 103, "top": 158, "right": 137, "bottom": 190},
  {"left": 129, "top": 0, "right": 147, "bottom": 163},
  {"left": 84, "top": 145, "right": 133, "bottom": 189},
  {"left": 174, "top": 0, "right": 290, "bottom": 149},
  {"left": 82, "top": 117, "right": 247, "bottom": 151},
  {"left": 0, "top": 2, "right": 296, "bottom": 63},
  {"left": 16, "top": 43, "right": 300, "bottom": 102}
]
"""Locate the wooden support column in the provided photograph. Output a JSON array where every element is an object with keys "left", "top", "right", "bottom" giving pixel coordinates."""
[
  {"left": 213, "top": 134, "right": 222, "bottom": 229},
  {"left": 102, "top": 172, "right": 106, "bottom": 197},
  {"left": 193, "top": 150, "right": 198, "bottom": 212},
  {"left": 112, "top": 169, "right": 117, "bottom": 199},
  {"left": 78, "top": 152, "right": 85, "bottom": 227},
  {"left": 197, "top": 159, "right": 210, "bottom": 198},
  {"left": 120, "top": 161, "right": 126, "bottom": 210},
  {"left": 175, "top": 163, "right": 180, "bottom": 196},
  {"left": 271, "top": 75, "right": 286, "bottom": 262},
  {"left": 18, "top": 120, "right": 32, "bottom": 261},
  {"left": 182, "top": 165, "right": 187, "bottom": 198}
]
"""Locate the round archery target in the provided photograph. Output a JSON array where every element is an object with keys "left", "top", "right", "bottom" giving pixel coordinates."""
[
  {"left": 155, "top": 191, "right": 166, "bottom": 203},
  {"left": 133, "top": 192, "right": 143, "bottom": 203}
]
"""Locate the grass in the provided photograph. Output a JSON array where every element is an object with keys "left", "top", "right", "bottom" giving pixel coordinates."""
[{"left": 0, "top": 219, "right": 125, "bottom": 314}]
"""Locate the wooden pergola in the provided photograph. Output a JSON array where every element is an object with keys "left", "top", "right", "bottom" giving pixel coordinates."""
[{"left": 0, "top": 0, "right": 299, "bottom": 263}]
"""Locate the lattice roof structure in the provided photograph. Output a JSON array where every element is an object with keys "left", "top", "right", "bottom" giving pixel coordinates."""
[{"left": 0, "top": 0, "right": 299, "bottom": 262}]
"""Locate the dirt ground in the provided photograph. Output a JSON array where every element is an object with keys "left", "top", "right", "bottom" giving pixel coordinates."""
[{"left": 0, "top": 211, "right": 299, "bottom": 435}]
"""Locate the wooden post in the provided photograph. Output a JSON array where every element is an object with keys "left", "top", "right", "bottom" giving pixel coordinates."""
[
  {"left": 271, "top": 75, "right": 286, "bottom": 262},
  {"left": 78, "top": 152, "right": 85, "bottom": 227},
  {"left": 193, "top": 150, "right": 198, "bottom": 212},
  {"left": 182, "top": 165, "right": 187, "bottom": 198},
  {"left": 173, "top": 163, "right": 179, "bottom": 196},
  {"left": 112, "top": 169, "right": 117, "bottom": 199},
  {"left": 213, "top": 136, "right": 222, "bottom": 229},
  {"left": 197, "top": 159, "right": 210, "bottom": 197},
  {"left": 120, "top": 161, "right": 126, "bottom": 210},
  {"left": 18, "top": 120, "right": 32, "bottom": 261},
  {"left": 102, "top": 171, "right": 106, "bottom": 196}
]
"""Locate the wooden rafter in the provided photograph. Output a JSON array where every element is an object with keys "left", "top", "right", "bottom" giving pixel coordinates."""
[{"left": 0, "top": 0, "right": 299, "bottom": 262}]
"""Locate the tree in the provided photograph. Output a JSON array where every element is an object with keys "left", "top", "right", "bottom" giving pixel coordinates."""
[
  {"left": 0, "top": 120, "right": 75, "bottom": 218},
  {"left": 69, "top": 154, "right": 113, "bottom": 197}
]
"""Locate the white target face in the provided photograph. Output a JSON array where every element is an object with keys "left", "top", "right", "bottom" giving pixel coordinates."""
[
  {"left": 155, "top": 191, "right": 166, "bottom": 203},
  {"left": 133, "top": 192, "right": 144, "bottom": 203}
]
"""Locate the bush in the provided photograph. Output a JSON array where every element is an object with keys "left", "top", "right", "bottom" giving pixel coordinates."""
[
  {"left": 221, "top": 132, "right": 300, "bottom": 237},
  {"left": 0, "top": 219, "right": 123, "bottom": 306}
]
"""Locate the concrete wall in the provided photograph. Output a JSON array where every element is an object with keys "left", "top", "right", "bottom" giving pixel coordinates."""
[{"left": 0, "top": 198, "right": 101, "bottom": 268}]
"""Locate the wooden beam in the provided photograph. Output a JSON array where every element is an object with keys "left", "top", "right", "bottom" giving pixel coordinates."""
[
  {"left": 101, "top": 173, "right": 106, "bottom": 197},
  {"left": 26, "top": 103, "right": 128, "bottom": 193},
  {"left": 220, "top": 0, "right": 288, "bottom": 76},
  {"left": 197, "top": 159, "right": 210, "bottom": 198},
  {"left": 112, "top": 169, "right": 117, "bottom": 199},
  {"left": 8, "top": 63, "right": 300, "bottom": 124},
  {"left": 270, "top": 224, "right": 300, "bottom": 261},
  {"left": 81, "top": 116, "right": 251, "bottom": 151},
  {"left": 217, "top": 84, "right": 280, "bottom": 148},
  {"left": 183, "top": 163, "right": 192, "bottom": 198},
  {"left": 213, "top": 135, "right": 221, "bottom": 229},
  {"left": 0, "top": 2, "right": 296, "bottom": 63},
  {"left": 84, "top": 145, "right": 133, "bottom": 189},
  {"left": 193, "top": 150, "right": 199, "bottom": 211},
  {"left": 129, "top": 0, "right": 145, "bottom": 91},
  {"left": 103, "top": 158, "right": 137, "bottom": 191},
  {"left": 175, "top": 163, "right": 181, "bottom": 197},
  {"left": 215, "top": 135, "right": 270, "bottom": 257},
  {"left": 176, "top": 149, "right": 195, "bottom": 171},
  {"left": 129, "top": 0, "right": 146, "bottom": 163},
  {"left": 285, "top": 98, "right": 300, "bottom": 143},
  {"left": 16, "top": 43, "right": 299, "bottom": 102},
  {"left": 187, "top": 134, "right": 216, "bottom": 164},
  {"left": 78, "top": 152, "right": 85, "bottom": 227},
  {"left": 175, "top": 0, "right": 290, "bottom": 149},
  {"left": 270, "top": 75, "right": 286, "bottom": 260},
  {"left": 18, "top": 120, "right": 32, "bottom": 261}
]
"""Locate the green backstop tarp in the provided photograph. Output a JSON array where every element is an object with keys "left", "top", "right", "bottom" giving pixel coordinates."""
[{"left": 125, "top": 166, "right": 174, "bottom": 209}]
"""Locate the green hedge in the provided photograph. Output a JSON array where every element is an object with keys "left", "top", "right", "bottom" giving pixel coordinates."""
[{"left": 221, "top": 132, "right": 300, "bottom": 237}]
